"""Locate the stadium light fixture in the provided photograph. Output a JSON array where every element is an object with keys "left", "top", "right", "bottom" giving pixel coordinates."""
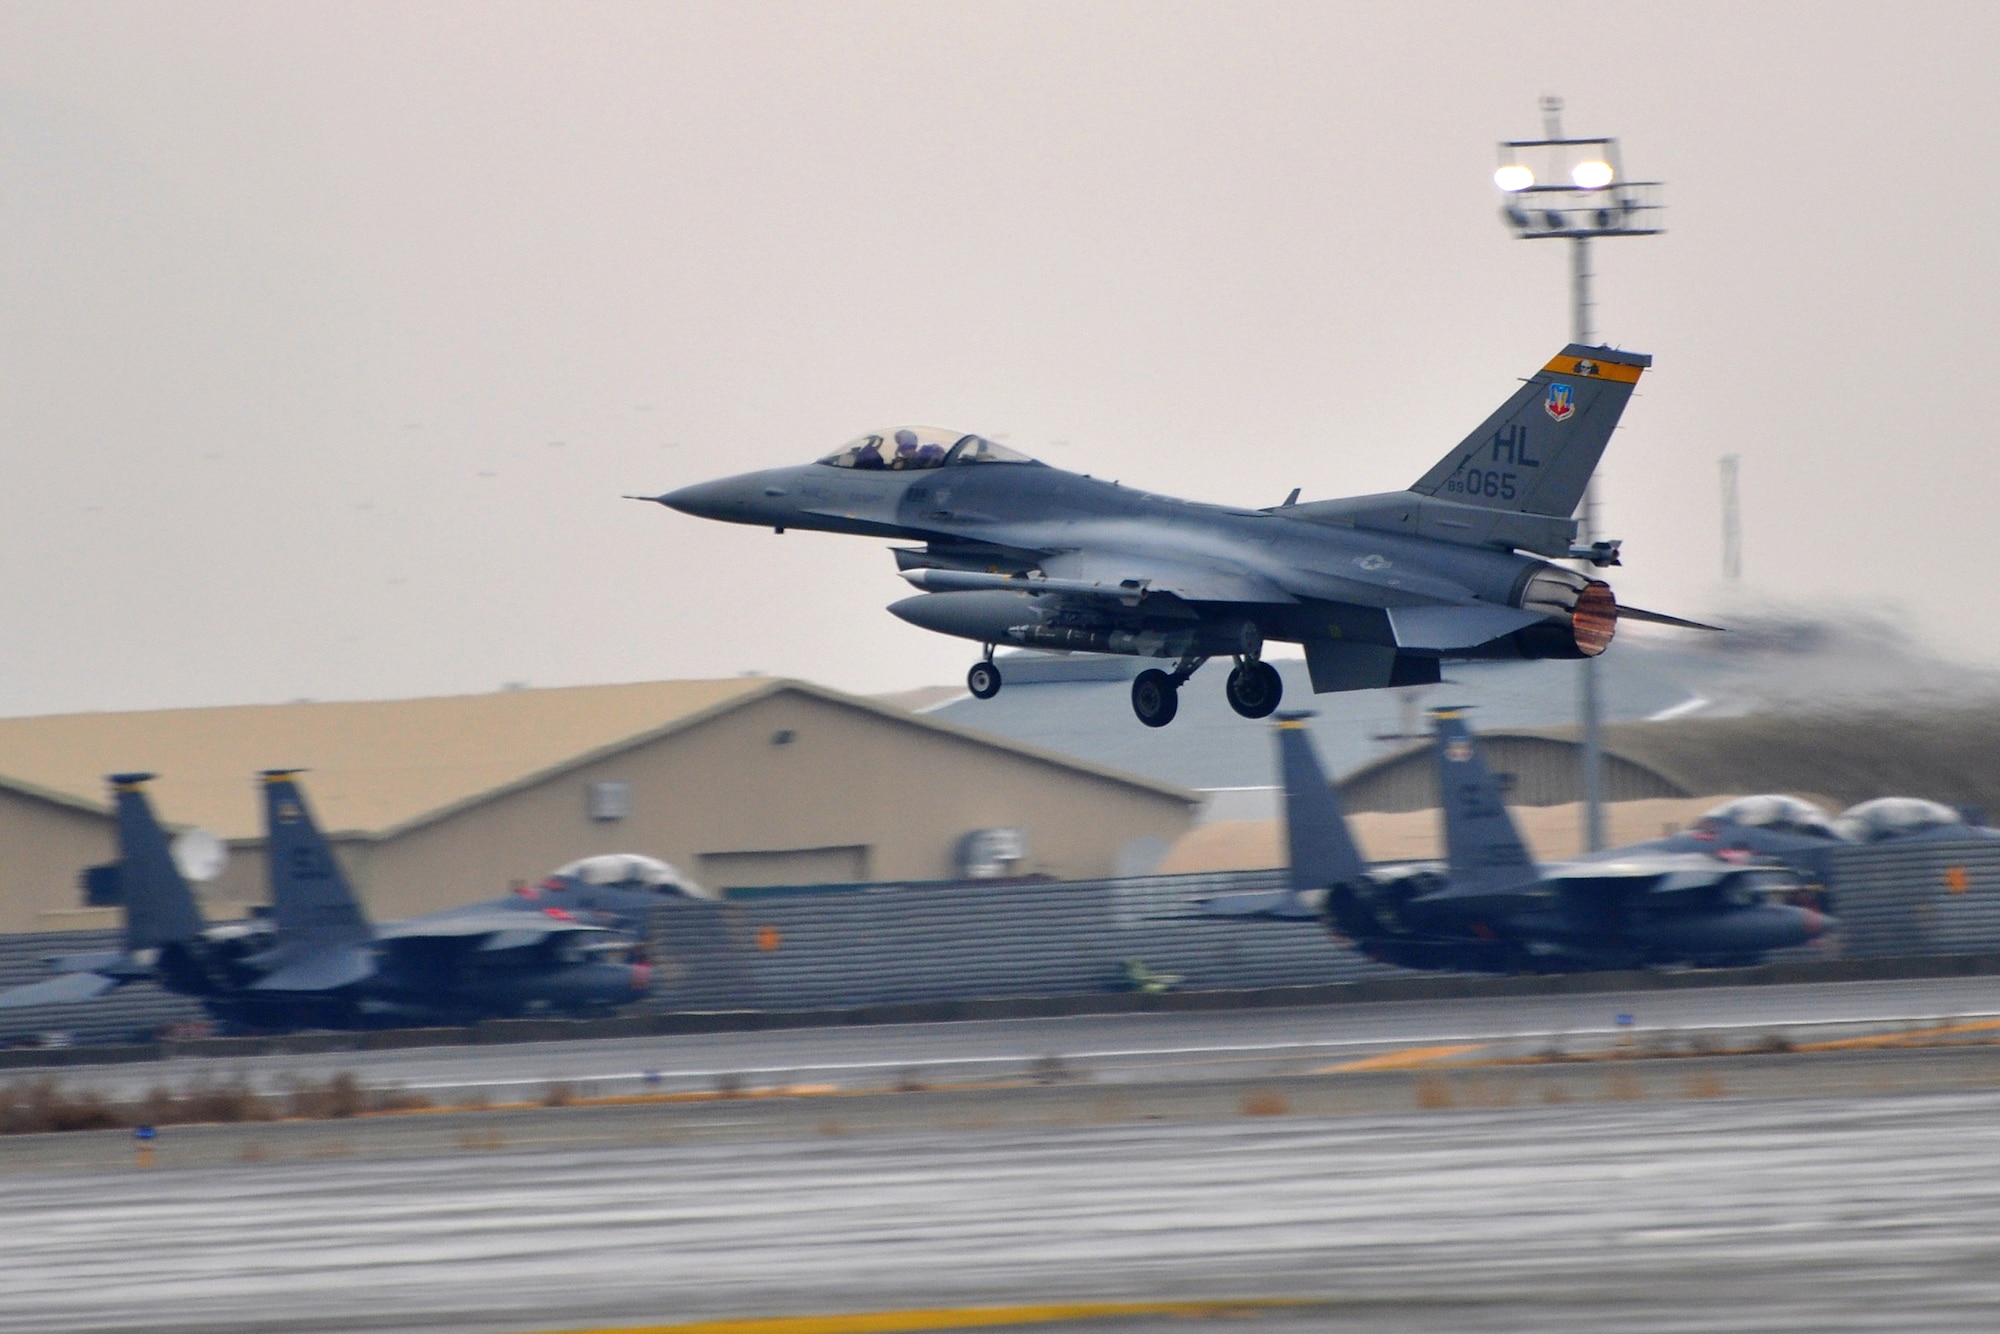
[{"left": 1492, "top": 96, "right": 1665, "bottom": 855}]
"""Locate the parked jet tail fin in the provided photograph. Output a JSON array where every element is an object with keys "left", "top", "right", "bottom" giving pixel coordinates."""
[
  {"left": 1409, "top": 345, "right": 1650, "bottom": 520},
  {"left": 109, "top": 774, "right": 207, "bottom": 951},
  {"left": 1430, "top": 711, "right": 1539, "bottom": 893},
  {"left": 261, "top": 771, "right": 373, "bottom": 949},
  {"left": 1277, "top": 714, "right": 1370, "bottom": 890}
]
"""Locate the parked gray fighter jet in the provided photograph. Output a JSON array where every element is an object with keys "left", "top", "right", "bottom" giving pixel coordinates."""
[
  {"left": 1421, "top": 709, "right": 1830, "bottom": 969},
  {"left": 645, "top": 346, "right": 1712, "bottom": 725},
  {"left": 1211, "top": 712, "right": 1830, "bottom": 972},
  {"left": 0, "top": 773, "right": 647, "bottom": 1030}
]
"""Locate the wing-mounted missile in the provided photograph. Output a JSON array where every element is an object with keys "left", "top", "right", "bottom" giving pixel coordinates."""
[
  {"left": 1568, "top": 539, "right": 1622, "bottom": 567},
  {"left": 898, "top": 567, "right": 1154, "bottom": 605}
]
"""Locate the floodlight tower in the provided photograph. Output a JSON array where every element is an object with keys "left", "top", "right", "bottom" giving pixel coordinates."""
[
  {"left": 1493, "top": 97, "right": 1663, "bottom": 852},
  {"left": 1720, "top": 455, "right": 1742, "bottom": 581}
]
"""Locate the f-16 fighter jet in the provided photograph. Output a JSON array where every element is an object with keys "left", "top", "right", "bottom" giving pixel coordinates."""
[{"left": 643, "top": 346, "right": 1710, "bottom": 726}]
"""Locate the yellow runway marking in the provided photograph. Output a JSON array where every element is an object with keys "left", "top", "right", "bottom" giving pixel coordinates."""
[
  {"left": 543, "top": 1299, "right": 1308, "bottom": 1333},
  {"left": 1794, "top": 1018, "right": 2000, "bottom": 1052},
  {"left": 1317, "top": 1043, "right": 1487, "bottom": 1073}
]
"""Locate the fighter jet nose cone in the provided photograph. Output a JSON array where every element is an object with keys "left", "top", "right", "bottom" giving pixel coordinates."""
[{"left": 657, "top": 480, "right": 723, "bottom": 517}]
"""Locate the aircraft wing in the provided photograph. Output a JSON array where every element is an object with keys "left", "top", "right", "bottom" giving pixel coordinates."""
[
  {"left": 376, "top": 909, "right": 613, "bottom": 947},
  {"left": 0, "top": 970, "right": 125, "bottom": 1008},
  {"left": 1541, "top": 853, "right": 1748, "bottom": 891},
  {"left": 1037, "top": 551, "right": 1297, "bottom": 605},
  {"left": 252, "top": 944, "right": 377, "bottom": 992}
]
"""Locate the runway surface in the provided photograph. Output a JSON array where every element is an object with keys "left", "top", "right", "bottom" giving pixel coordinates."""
[
  {"left": 11, "top": 978, "right": 2000, "bottom": 1332},
  {"left": 18, "top": 974, "right": 2000, "bottom": 1103},
  {"left": 7, "top": 1086, "right": 2000, "bottom": 1333}
]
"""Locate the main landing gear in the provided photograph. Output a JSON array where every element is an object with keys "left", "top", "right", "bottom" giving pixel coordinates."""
[
  {"left": 1130, "top": 653, "right": 1283, "bottom": 728},
  {"left": 966, "top": 645, "right": 1283, "bottom": 729},
  {"left": 1130, "top": 668, "right": 1181, "bottom": 728},
  {"left": 1225, "top": 658, "right": 1283, "bottom": 720}
]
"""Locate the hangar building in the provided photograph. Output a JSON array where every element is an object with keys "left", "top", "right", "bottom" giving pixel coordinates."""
[
  {"left": 0, "top": 678, "right": 1197, "bottom": 934},
  {"left": 1337, "top": 709, "right": 2000, "bottom": 817}
]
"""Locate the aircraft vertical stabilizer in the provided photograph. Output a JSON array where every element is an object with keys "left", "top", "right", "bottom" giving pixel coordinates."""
[
  {"left": 1409, "top": 345, "right": 1650, "bottom": 520},
  {"left": 1431, "top": 710, "right": 1539, "bottom": 894},
  {"left": 110, "top": 773, "right": 207, "bottom": 950},
  {"left": 1278, "top": 716, "right": 1369, "bottom": 891},
  {"left": 261, "top": 771, "right": 373, "bottom": 950}
]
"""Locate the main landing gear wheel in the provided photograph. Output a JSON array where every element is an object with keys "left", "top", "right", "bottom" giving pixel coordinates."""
[
  {"left": 967, "top": 660, "right": 1003, "bottom": 700},
  {"left": 1225, "top": 660, "right": 1283, "bottom": 719},
  {"left": 1131, "top": 668, "right": 1179, "bottom": 728}
]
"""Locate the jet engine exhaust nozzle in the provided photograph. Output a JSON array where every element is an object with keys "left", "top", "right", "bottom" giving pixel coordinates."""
[{"left": 1572, "top": 581, "right": 1616, "bottom": 657}]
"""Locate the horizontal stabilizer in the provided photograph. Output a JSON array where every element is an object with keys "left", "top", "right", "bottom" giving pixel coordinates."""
[
  {"left": 1200, "top": 889, "right": 1321, "bottom": 921},
  {"left": 1387, "top": 604, "right": 1548, "bottom": 651},
  {"left": 47, "top": 950, "right": 130, "bottom": 976},
  {"left": 0, "top": 970, "right": 123, "bottom": 1009}
]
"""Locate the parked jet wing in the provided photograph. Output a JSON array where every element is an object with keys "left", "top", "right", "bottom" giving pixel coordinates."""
[
  {"left": 252, "top": 944, "right": 377, "bottom": 992},
  {"left": 1539, "top": 853, "right": 1751, "bottom": 888},
  {"left": 376, "top": 909, "right": 610, "bottom": 943},
  {"left": 0, "top": 970, "right": 125, "bottom": 1008}
]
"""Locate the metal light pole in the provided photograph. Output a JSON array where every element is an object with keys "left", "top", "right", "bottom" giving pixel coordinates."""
[
  {"left": 1493, "top": 97, "right": 1663, "bottom": 852},
  {"left": 1720, "top": 455, "right": 1742, "bottom": 582}
]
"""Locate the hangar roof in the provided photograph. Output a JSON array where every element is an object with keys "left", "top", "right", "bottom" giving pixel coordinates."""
[
  {"left": 0, "top": 678, "right": 1196, "bottom": 841},
  {"left": 1339, "top": 707, "right": 2000, "bottom": 817}
]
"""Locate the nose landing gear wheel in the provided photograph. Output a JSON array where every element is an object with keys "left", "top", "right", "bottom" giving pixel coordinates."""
[
  {"left": 1225, "top": 660, "right": 1283, "bottom": 719},
  {"left": 967, "top": 660, "right": 1003, "bottom": 700},
  {"left": 1131, "top": 668, "right": 1180, "bottom": 727}
]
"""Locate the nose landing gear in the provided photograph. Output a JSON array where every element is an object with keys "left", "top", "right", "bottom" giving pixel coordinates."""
[{"left": 967, "top": 647, "right": 1002, "bottom": 700}]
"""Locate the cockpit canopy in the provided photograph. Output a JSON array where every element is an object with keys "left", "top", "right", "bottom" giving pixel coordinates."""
[
  {"left": 816, "top": 427, "right": 1037, "bottom": 471},
  {"left": 549, "top": 854, "right": 716, "bottom": 900},
  {"left": 1698, "top": 795, "right": 1840, "bottom": 840},
  {"left": 1833, "top": 797, "right": 1965, "bottom": 843}
]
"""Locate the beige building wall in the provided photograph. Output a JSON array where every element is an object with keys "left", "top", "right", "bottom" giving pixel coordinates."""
[
  {"left": 348, "top": 690, "right": 1195, "bottom": 921},
  {"left": 0, "top": 788, "right": 117, "bottom": 934}
]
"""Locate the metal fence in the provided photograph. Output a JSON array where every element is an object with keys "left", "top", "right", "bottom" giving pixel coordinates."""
[
  {"left": 643, "top": 871, "right": 1390, "bottom": 1014},
  {"left": 25, "top": 846, "right": 1997, "bottom": 1043},
  {"left": 0, "top": 873, "right": 1382, "bottom": 1042},
  {"left": 1827, "top": 839, "right": 2000, "bottom": 958}
]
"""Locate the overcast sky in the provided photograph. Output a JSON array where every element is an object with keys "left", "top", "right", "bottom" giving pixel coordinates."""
[{"left": 0, "top": 1, "right": 1994, "bottom": 717}]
